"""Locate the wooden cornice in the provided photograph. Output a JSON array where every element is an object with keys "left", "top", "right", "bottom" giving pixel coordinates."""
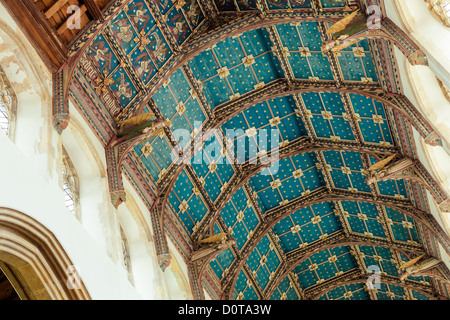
[{"left": 0, "top": 0, "right": 68, "bottom": 71}]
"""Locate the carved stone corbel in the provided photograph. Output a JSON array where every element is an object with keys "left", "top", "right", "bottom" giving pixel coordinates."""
[
  {"left": 424, "top": 131, "right": 443, "bottom": 147},
  {"left": 407, "top": 50, "right": 429, "bottom": 66},
  {"left": 439, "top": 199, "right": 450, "bottom": 213}
]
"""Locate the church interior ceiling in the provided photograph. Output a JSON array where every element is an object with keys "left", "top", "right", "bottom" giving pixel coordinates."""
[{"left": 61, "top": 0, "right": 450, "bottom": 300}]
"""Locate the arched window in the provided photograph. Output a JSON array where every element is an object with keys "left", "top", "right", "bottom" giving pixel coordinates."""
[
  {"left": 0, "top": 67, "right": 15, "bottom": 138},
  {"left": 62, "top": 147, "right": 80, "bottom": 219},
  {"left": 425, "top": 0, "right": 450, "bottom": 27}
]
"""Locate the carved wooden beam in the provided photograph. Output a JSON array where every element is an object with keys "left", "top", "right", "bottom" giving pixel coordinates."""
[
  {"left": 68, "top": 0, "right": 134, "bottom": 54},
  {"left": 151, "top": 197, "right": 172, "bottom": 272},
  {"left": 115, "top": 10, "right": 428, "bottom": 121},
  {"left": 0, "top": 0, "right": 73, "bottom": 133},
  {"left": 105, "top": 119, "right": 168, "bottom": 208},
  {"left": 365, "top": 155, "right": 450, "bottom": 212},
  {"left": 196, "top": 0, "right": 218, "bottom": 26},
  {"left": 1, "top": 0, "right": 108, "bottom": 132},
  {"left": 52, "top": 0, "right": 135, "bottom": 133},
  {"left": 152, "top": 73, "right": 441, "bottom": 278},
  {"left": 154, "top": 77, "right": 437, "bottom": 250},
  {"left": 125, "top": 10, "right": 352, "bottom": 119},
  {"left": 187, "top": 262, "right": 205, "bottom": 300},
  {"left": 157, "top": 78, "right": 423, "bottom": 192},
  {"left": 121, "top": 154, "right": 177, "bottom": 271},
  {"left": 181, "top": 65, "right": 213, "bottom": 120},
  {"left": 112, "top": 105, "right": 175, "bottom": 270},
  {"left": 191, "top": 137, "right": 397, "bottom": 241},
  {"left": 82, "top": 0, "right": 104, "bottom": 21},
  {"left": 399, "top": 255, "right": 450, "bottom": 285},
  {"left": 0, "top": 0, "right": 68, "bottom": 71},
  {"left": 322, "top": 13, "right": 428, "bottom": 66},
  {"left": 187, "top": 233, "right": 236, "bottom": 299},
  {"left": 266, "top": 25, "right": 295, "bottom": 84}
]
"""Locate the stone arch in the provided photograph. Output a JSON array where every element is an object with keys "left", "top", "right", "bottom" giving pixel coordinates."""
[
  {"left": 0, "top": 6, "right": 53, "bottom": 167},
  {"left": 400, "top": 51, "right": 450, "bottom": 234},
  {"left": 0, "top": 207, "right": 90, "bottom": 300},
  {"left": 167, "top": 249, "right": 193, "bottom": 300},
  {"left": 61, "top": 105, "right": 123, "bottom": 263}
]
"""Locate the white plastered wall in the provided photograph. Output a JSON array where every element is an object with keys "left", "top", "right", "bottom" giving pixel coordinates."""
[
  {"left": 385, "top": 0, "right": 450, "bottom": 268},
  {"left": 0, "top": 1, "right": 193, "bottom": 300}
]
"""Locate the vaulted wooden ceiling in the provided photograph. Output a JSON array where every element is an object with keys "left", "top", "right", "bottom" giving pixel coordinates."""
[{"left": 3, "top": 0, "right": 450, "bottom": 300}]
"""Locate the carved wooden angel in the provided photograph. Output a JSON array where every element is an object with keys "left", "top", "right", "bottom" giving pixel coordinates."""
[
  {"left": 190, "top": 233, "right": 236, "bottom": 262},
  {"left": 365, "top": 154, "right": 415, "bottom": 185},
  {"left": 399, "top": 255, "right": 449, "bottom": 284},
  {"left": 112, "top": 113, "right": 169, "bottom": 146},
  {"left": 322, "top": 10, "right": 369, "bottom": 53}
]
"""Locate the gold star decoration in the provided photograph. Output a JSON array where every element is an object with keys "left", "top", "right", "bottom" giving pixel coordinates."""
[{"left": 134, "top": 30, "right": 151, "bottom": 52}]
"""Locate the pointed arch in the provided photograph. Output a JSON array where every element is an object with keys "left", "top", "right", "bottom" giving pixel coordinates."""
[{"left": 0, "top": 207, "right": 91, "bottom": 300}]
